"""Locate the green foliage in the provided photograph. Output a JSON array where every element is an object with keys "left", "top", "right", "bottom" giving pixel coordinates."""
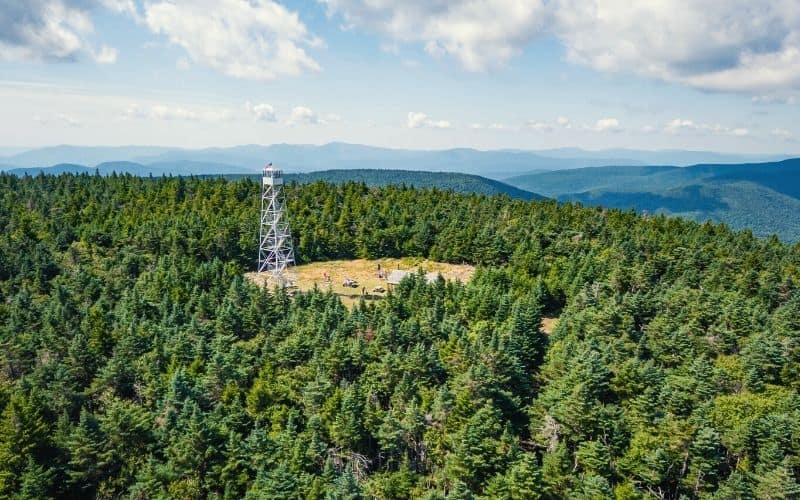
[
  {"left": 285, "top": 169, "right": 543, "bottom": 200},
  {"left": 0, "top": 172, "right": 799, "bottom": 497}
]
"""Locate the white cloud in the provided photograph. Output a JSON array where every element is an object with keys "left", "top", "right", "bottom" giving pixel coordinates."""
[
  {"left": 526, "top": 121, "right": 553, "bottom": 132},
  {"left": 664, "top": 118, "right": 750, "bottom": 137},
  {"left": 320, "top": 0, "right": 548, "bottom": 71},
  {"left": 772, "top": 128, "right": 793, "bottom": 139},
  {"left": 124, "top": 103, "right": 235, "bottom": 122},
  {"left": 407, "top": 112, "right": 427, "bottom": 129},
  {"left": 592, "top": 118, "right": 622, "bottom": 132},
  {"left": 526, "top": 116, "right": 571, "bottom": 132},
  {"left": 143, "top": 0, "right": 323, "bottom": 81},
  {"left": 0, "top": 0, "right": 98, "bottom": 62},
  {"left": 176, "top": 57, "right": 190, "bottom": 71},
  {"left": 322, "top": 0, "right": 800, "bottom": 93},
  {"left": 246, "top": 102, "right": 277, "bottom": 122},
  {"left": 99, "top": 0, "right": 139, "bottom": 18},
  {"left": 286, "top": 106, "right": 339, "bottom": 125},
  {"left": 0, "top": 1, "right": 136, "bottom": 64},
  {"left": 730, "top": 128, "right": 750, "bottom": 137},
  {"left": 406, "top": 112, "right": 451, "bottom": 129},
  {"left": 665, "top": 118, "right": 697, "bottom": 134},
  {"left": 93, "top": 45, "right": 118, "bottom": 64},
  {"left": 288, "top": 106, "right": 320, "bottom": 125},
  {"left": 752, "top": 94, "right": 798, "bottom": 105},
  {"left": 33, "top": 112, "right": 82, "bottom": 127},
  {"left": 556, "top": 0, "right": 800, "bottom": 93}
]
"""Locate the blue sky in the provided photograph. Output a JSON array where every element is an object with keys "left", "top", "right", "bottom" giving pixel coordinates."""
[{"left": 1, "top": 0, "right": 798, "bottom": 153}]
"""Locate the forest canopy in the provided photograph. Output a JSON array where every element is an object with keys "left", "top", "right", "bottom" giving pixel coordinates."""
[{"left": 1, "top": 172, "right": 800, "bottom": 499}]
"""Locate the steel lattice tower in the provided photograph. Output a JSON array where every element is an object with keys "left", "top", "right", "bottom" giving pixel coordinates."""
[{"left": 258, "top": 164, "right": 295, "bottom": 282}]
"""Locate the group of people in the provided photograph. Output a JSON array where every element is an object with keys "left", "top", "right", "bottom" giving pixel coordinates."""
[{"left": 320, "top": 263, "right": 386, "bottom": 296}]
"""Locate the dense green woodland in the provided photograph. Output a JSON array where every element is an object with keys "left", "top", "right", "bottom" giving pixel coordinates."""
[{"left": 2, "top": 173, "right": 800, "bottom": 499}]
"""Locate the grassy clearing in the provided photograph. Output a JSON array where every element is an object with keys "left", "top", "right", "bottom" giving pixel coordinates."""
[
  {"left": 541, "top": 317, "right": 559, "bottom": 335},
  {"left": 245, "top": 258, "right": 476, "bottom": 308}
]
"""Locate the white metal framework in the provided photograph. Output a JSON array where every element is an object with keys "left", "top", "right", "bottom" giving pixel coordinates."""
[{"left": 258, "top": 164, "right": 295, "bottom": 282}]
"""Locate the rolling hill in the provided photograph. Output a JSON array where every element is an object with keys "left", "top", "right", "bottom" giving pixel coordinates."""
[
  {"left": 5, "top": 163, "right": 97, "bottom": 176},
  {"left": 505, "top": 158, "right": 800, "bottom": 241},
  {"left": 283, "top": 169, "right": 545, "bottom": 200},
  {"left": 1, "top": 164, "right": 543, "bottom": 201}
]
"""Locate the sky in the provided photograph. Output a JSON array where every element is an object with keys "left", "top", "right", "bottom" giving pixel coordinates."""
[{"left": 0, "top": 0, "right": 799, "bottom": 153}]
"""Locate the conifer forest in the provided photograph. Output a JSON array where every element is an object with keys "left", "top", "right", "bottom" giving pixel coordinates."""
[{"left": 2, "top": 172, "right": 800, "bottom": 499}]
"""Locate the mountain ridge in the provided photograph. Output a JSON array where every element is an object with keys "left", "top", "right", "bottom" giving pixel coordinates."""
[
  {"left": 0, "top": 164, "right": 543, "bottom": 201},
  {"left": 2, "top": 143, "right": 794, "bottom": 178},
  {"left": 504, "top": 158, "right": 800, "bottom": 241}
]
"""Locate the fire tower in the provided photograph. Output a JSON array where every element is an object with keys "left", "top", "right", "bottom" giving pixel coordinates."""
[{"left": 258, "top": 163, "right": 295, "bottom": 282}]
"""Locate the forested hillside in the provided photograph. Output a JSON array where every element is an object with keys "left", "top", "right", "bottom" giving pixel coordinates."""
[
  {"left": 1, "top": 173, "right": 800, "bottom": 498},
  {"left": 4, "top": 166, "right": 542, "bottom": 200},
  {"left": 282, "top": 169, "right": 544, "bottom": 200},
  {"left": 505, "top": 159, "right": 800, "bottom": 241}
]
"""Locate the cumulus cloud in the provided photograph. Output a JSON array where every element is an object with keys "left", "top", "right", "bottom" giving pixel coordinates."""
[
  {"left": 407, "top": 112, "right": 451, "bottom": 129},
  {"left": 246, "top": 102, "right": 277, "bottom": 122},
  {"left": 322, "top": 0, "right": 800, "bottom": 93},
  {"left": 0, "top": 0, "right": 100, "bottom": 62},
  {"left": 143, "top": 0, "right": 322, "bottom": 81},
  {"left": 288, "top": 106, "right": 320, "bottom": 125},
  {"left": 555, "top": 0, "right": 800, "bottom": 93},
  {"left": 592, "top": 118, "right": 622, "bottom": 132},
  {"left": 320, "top": 0, "right": 547, "bottom": 71}
]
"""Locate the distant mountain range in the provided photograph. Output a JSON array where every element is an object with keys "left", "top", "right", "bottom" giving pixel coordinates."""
[
  {"left": 2, "top": 160, "right": 252, "bottom": 177},
  {"left": 2, "top": 143, "right": 799, "bottom": 241},
  {"left": 0, "top": 143, "right": 793, "bottom": 179},
  {"left": 504, "top": 158, "right": 800, "bottom": 241}
]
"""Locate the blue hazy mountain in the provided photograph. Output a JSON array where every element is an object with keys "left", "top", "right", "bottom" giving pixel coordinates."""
[
  {"left": 532, "top": 147, "right": 790, "bottom": 166},
  {"left": 505, "top": 158, "right": 800, "bottom": 241},
  {"left": 2, "top": 143, "right": 793, "bottom": 179},
  {"left": 1, "top": 145, "right": 176, "bottom": 169},
  {"left": 2, "top": 160, "right": 252, "bottom": 177},
  {"left": 127, "top": 142, "right": 648, "bottom": 177}
]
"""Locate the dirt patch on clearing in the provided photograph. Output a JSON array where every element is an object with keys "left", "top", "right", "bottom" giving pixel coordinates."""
[
  {"left": 245, "top": 258, "right": 475, "bottom": 308},
  {"left": 541, "top": 317, "right": 559, "bottom": 335}
]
